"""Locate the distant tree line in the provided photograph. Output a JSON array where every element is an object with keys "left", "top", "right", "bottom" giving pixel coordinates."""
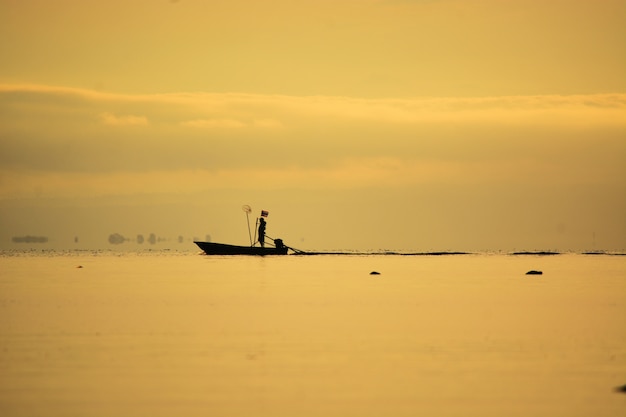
[
  {"left": 12, "top": 236, "right": 48, "bottom": 243},
  {"left": 108, "top": 233, "right": 191, "bottom": 245}
]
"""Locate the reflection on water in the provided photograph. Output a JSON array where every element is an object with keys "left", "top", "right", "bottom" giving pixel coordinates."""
[{"left": 1, "top": 252, "right": 625, "bottom": 417}]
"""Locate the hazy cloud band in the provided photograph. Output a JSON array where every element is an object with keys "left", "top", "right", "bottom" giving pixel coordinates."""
[{"left": 1, "top": 84, "right": 624, "bottom": 199}]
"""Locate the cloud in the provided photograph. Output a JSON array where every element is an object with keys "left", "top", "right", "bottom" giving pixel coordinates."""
[
  {"left": 2, "top": 83, "right": 624, "bottom": 128},
  {"left": 99, "top": 112, "right": 149, "bottom": 126},
  {"left": 1, "top": 83, "right": 624, "bottom": 200},
  {"left": 252, "top": 118, "right": 283, "bottom": 128},
  {"left": 1, "top": 150, "right": 623, "bottom": 202},
  {"left": 180, "top": 117, "right": 284, "bottom": 129},
  {"left": 181, "top": 118, "right": 247, "bottom": 129}
]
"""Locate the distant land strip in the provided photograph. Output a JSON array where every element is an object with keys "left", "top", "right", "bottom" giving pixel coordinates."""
[
  {"left": 511, "top": 251, "right": 560, "bottom": 255},
  {"left": 294, "top": 251, "right": 471, "bottom": 256},
  {"left": 510, "top": 251, "right": 626, "bottom": 256},
  {"left": 582, "top": 251, "right": 626, "bottom": 256},
  {"left": 295, "top": 251, "right": 625, "bottom": 256}
]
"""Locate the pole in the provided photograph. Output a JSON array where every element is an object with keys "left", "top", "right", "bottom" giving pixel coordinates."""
[
  {"left": 246, "top": 211, "right": 252, "bottom": 246},
  {"left": 253, "top": 218, "right": 258, "bottom": 246},
  {"left": 242, "top": 205, "right": 253, "bottom": 246}
]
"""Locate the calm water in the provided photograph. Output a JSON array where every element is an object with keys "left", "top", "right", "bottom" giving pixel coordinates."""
[{"left": 1, "top": 251, "right": 625, "bottom": 417}]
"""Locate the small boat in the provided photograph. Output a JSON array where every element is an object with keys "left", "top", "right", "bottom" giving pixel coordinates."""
[
  {"left": 194, "top": 240, "right": 289, "bottom": 255},
  {"left": 195, "top": 206, "right": 302, "bottom": 255}
]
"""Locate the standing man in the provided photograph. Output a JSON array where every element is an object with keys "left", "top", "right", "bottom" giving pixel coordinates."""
[{"left": 258, "top": 217, "right": 266, "bottom": 247}]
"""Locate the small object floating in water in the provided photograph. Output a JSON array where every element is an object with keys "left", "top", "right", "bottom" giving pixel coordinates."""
[
  {"left": 615, "top": 384, "right": 626, "bottom": 393},
  {"left": 370, "top": 271, "right": 381, "bottom": 275},
  {"left": 76, "top": 265, "right": 83, "bottom": 268},
  {"left": 526, "top": 270, "right": 542, "bottom": 275}
]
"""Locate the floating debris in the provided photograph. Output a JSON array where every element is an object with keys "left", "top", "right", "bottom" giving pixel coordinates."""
[
  {"left": 526, "top": 270, "right": 543, "bottom": 275},
  {"left": 370, "top": 271, "right": 381, "bottom": 275}
]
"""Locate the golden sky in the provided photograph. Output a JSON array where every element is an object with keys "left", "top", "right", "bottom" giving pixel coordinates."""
[{"left": 1, "top": 0, "right": 625, "bottom": 251}]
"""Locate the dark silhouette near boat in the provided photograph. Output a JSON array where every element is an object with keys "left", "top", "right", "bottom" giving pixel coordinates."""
[{"left": 258, "top": 218, "right": 266, "bottom": 248}]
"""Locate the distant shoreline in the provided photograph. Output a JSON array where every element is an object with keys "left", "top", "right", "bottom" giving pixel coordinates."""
[{"left": 1, "top": 248, "right": 624, "bottom": 257}]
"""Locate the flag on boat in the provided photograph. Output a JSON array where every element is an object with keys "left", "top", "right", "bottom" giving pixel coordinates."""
[{"left": 261, "top": 210, "right": 269, "bottom": 217}]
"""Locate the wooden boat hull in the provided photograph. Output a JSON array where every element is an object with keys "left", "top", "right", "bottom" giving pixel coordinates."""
[{"left": 194, "top": 241, "right": 289, "bottom": 255}]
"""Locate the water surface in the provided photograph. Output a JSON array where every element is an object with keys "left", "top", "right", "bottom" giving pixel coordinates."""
[{"left": 1, "top": 252, "right": 625, "bottom": 416}]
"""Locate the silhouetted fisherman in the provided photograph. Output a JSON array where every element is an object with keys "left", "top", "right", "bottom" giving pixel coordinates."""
[{"left": 258, "top": 218, "right": 266, "bottom": 247}]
